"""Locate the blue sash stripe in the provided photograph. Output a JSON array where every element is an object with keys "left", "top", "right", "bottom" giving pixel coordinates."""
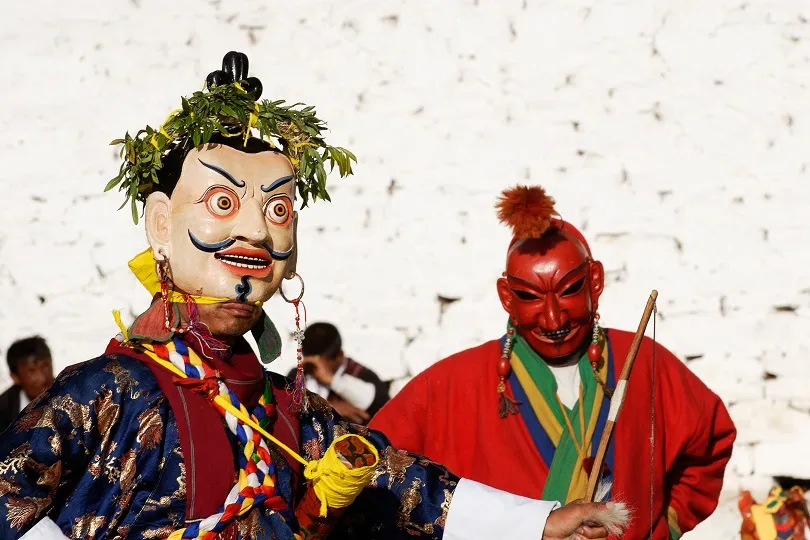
[{"left": 509, "top": 369, "right": 556, "bottom": 468}]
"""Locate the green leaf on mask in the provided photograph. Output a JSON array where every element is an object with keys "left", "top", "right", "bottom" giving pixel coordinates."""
[{"left": 106, "top": 78, "right": 356, "bottom": 223}]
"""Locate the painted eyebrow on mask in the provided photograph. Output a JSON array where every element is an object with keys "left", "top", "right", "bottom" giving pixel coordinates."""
[
  {"left": 505, "top": 274, "right": 540, "bottom": 290},
  {"left": 505, "top": 261, "right": 589, "bottom": 291},
  {"left": 198, "top": 159, "right": 246, "bottom": 188},
  {"left": 261, "top": 175, "right": 294, "bottom": 193},
  {"left": 553, "top": 262, "right": 589, "bottom": 290}
]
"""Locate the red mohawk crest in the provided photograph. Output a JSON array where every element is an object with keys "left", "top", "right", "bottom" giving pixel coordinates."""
[{"left": 496, "top": 185, "right": 558, "bottom": 239}]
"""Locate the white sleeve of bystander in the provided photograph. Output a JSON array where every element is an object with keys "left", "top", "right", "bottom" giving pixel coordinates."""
[
  {"left": 20, "top": 517, "right": 70, "bottom": 540},
  {"left": 443, "top": 478, "right": 560, "bottom": 539},
  {"left": 329, "top": 373, "right": 376, "bottom": 410}
]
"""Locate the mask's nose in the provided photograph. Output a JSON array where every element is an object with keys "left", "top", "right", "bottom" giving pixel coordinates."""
[
  {"left": 541, "top": 293, "right": 564, "bottom": 330},
  {"left": 229, "top": 199, "right": 269, "bottom": 245}
]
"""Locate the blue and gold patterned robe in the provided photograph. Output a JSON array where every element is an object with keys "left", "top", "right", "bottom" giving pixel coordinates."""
[{"left": 0, "top": 351, "right": 456, "bottom": 539}]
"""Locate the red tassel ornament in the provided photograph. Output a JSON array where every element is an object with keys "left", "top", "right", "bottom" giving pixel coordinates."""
[
  {"left": 497, "top": 327, "right": 519, "bottom": 418},
  {"left": 589, "top": 313, "right": 613, "bottom": 397}
]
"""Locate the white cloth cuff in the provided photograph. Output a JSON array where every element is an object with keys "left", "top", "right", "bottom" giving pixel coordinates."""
[
  {"left": 444, "top": 478, "right": 561, "bottom": 539},
  {"left": 20, "top": 517, "right": 69, "bottom": 540},
  {"left": 329, "top": 373, "right": 376, "bottom": 410}
]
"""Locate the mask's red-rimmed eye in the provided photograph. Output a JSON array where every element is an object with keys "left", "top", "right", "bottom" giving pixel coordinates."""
[
  {"left": 205, "top": 188, "right": 240, "bottom": 218},
  {"left": 265, "top": 196, "right": 292, "bottom": 226}
]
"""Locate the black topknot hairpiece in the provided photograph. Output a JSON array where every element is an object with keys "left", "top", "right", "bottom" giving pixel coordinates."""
[{"left": 205, "top": 51, "right": 263, "bottom": 100}]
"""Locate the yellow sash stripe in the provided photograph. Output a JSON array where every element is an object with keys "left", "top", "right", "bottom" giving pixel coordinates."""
[
  {"left": 510, "top": 353, "right": 563, "bottom": 445},
  {"left": 510, "top": 340, "right": 610, "bottom": 503},
  {"left": 565, "top": 381, "right": 604, "bottom": 502},
  {"left": 565, "top": 344, "right": 609, "bottom": 502},
  {"left": 668, "top": 506, "right": 683, "bottom": 539}
]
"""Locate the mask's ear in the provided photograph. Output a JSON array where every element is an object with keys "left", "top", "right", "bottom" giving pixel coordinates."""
[
  {"left": 496, "top": 276, "right": 514, "bottom": 316},
  {"left": 145, "top": 192, "right": 173, "bottom": 259},
  {"left": 589, "top": 260, "right": 605, "bottom": 308},
  {"left": 286, "top": 211, "right": 298, "bottom": 278}
]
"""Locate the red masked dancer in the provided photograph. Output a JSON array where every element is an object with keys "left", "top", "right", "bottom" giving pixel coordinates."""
[{"left": 370, "top": 185, "right": 737, "bottom": 539}]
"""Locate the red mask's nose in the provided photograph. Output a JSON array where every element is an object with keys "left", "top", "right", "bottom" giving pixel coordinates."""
[{"left": 541, "top": 293, "right": 564, "bottom": 331}]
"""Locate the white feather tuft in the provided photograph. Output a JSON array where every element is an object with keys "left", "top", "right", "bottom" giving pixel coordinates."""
[
  {"left": 594, "top": 478, "right": 612, "bottom": 503},
  {"left": 583, "top": 500, "right": 633, "bottom": 536}
]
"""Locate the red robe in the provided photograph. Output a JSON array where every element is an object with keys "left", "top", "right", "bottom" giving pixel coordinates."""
[{"left": 369, "top": 328, "right": 736, "bottom": 538}]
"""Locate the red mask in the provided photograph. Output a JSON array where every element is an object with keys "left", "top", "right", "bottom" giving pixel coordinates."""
[{"left": 496, "top": 229, "right": 604, "bottom": 361}]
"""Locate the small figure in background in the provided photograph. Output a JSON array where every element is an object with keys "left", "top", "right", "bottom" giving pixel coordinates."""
[
  {"left": 740, "top": 485, "right": 810, "bottom": 540},
  {"left": 288, "top": 322, "right": 390, "bottom": 424},
  {"left": 0, "top": 336, "right": 55, "bottom": 432}
]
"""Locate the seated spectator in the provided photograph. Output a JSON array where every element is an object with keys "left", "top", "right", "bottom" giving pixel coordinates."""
[
  {"left": 0, "top": 336, "right": 55, "bottom": 432},
  {"left": 287, "top": 323, "right": 390, "bottom": 424}
]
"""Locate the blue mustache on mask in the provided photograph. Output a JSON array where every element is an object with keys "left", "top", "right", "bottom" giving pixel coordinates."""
[{"left": 187, "top": 230, "right": 293, "bottom": 260}]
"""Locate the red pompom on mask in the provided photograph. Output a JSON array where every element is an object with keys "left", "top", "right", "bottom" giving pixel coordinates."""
[
  {"left": 496, "top": 185, "right": 558, "bottom": 239},
  {"left": 497, "top": 185, "right": 593, "bottom": 256}
]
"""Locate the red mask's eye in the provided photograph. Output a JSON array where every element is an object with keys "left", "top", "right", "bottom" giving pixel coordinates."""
[
  {"left": 514, "top": 289, "right": 540, "bottom": 301},
  {"left": 561, "top": 277, "right": 586, "bottom": 297},
  {"left": 204, "top": 188, "right": 240, "bottom": 218},
  {"left": 265, "top": 196, "right": 292, "bottom": 226}
]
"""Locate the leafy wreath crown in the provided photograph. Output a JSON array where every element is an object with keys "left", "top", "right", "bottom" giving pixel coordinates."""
[{"left": 105, "top": 51, "right": 356, "bottom": 223}]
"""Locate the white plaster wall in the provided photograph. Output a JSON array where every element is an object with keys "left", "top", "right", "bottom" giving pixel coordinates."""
[{"left": 1, "top": 0, "right": 808, "bottom": 537}]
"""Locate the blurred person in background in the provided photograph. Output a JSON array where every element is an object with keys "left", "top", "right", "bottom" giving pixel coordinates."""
[
  {"left": 0, "top": 336, "right": 55, "bottom": 432},
  {"left": 287, "top": 322, "right": 390, "bottom": 424}
]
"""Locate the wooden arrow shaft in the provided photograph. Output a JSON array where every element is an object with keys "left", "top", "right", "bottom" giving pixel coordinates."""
[{"left": 584, "top": 290, "right": 658, "bottom": 502}]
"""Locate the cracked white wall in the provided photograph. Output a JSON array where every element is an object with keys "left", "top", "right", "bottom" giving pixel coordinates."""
[{"left": 1, "top": 0, "right": 809, "bottom": 537}]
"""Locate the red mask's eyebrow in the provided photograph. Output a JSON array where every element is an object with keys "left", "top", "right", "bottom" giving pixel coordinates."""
[
  {"left": 505, "top": 261, "right": 589, "bottom": 293},
  {"left": 552, "top": 261, "right": 589, "bottom": 292},
  {"left": 505, "top": 274, "right": 542, "bottom": 291}
]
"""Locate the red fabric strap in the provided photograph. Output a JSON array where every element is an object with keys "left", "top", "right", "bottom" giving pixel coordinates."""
[
  {"left": 104, "top": 338, "right": 304, "bottom": 517},
  {"left": 105, "top": 339, "right": 235, "bottom": 520}
]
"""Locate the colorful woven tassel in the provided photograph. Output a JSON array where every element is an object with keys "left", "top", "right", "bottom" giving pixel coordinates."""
[
  {"left": 142, "top": 339, "right": 288, "bottom": 539},
  {"left": 136, "top": 335, "right": 379, "bottom": 538}
]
